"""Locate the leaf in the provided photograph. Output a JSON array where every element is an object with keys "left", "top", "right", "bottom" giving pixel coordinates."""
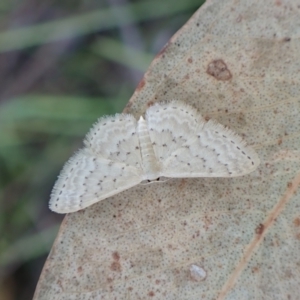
[{"left": 34, "top": 0, "right": 300, "bottom": 299}]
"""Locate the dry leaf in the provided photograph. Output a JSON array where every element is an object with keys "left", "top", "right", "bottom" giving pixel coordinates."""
[{"left": 34, "top": 0, "right": 300, "bottom": 299}]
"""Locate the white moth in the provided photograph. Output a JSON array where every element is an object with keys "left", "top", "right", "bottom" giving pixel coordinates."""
[{"left": 49, "top": 101, "right": 260, "bottom": 213}]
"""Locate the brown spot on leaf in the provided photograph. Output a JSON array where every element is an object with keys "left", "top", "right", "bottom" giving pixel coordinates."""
[
  {"left": 112, "top": 251, "right": 120, "bottom": 261},
  {"left": 77, "top": 266, "right": 83, "bottom": 273},
  {"left": 283, "top": 37, "right": 291, "bottom": 42},
  {"left": 293, "top": 217, "right": 300, "bottom": 227},
  {"left": 147, "top": 100, "right": 155, "bottom": 107},
  {"left": 287, "top": 182, "right": 293, "bottom": 189},
  {"left": 188, "top": 57, "right": 193, "bottom": 63},
  {"left": 255, "top": 223, "right": 264, "bottom": 235},
  {"left": 178, "top": 179, "right": 187, "bottom": 190},
  {"left": 207, "top": 59, "right": 232, "bottom": 81},
  {"left": 110, "top": 261, "right": 121, "bottom": 272},
  {"left": 136, "top": 78, "right": 146, "bottom": 91},
  {"left": 277, "top": 138, "right": 282, "bottom": 145},
  {"left": 148, "top": 291, "right": 155, "bottom": 297}
]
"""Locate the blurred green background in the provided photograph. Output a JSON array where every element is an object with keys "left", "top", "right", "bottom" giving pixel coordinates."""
[{"left": 0, "top": 0, "right": 203, "bottom": 299}]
